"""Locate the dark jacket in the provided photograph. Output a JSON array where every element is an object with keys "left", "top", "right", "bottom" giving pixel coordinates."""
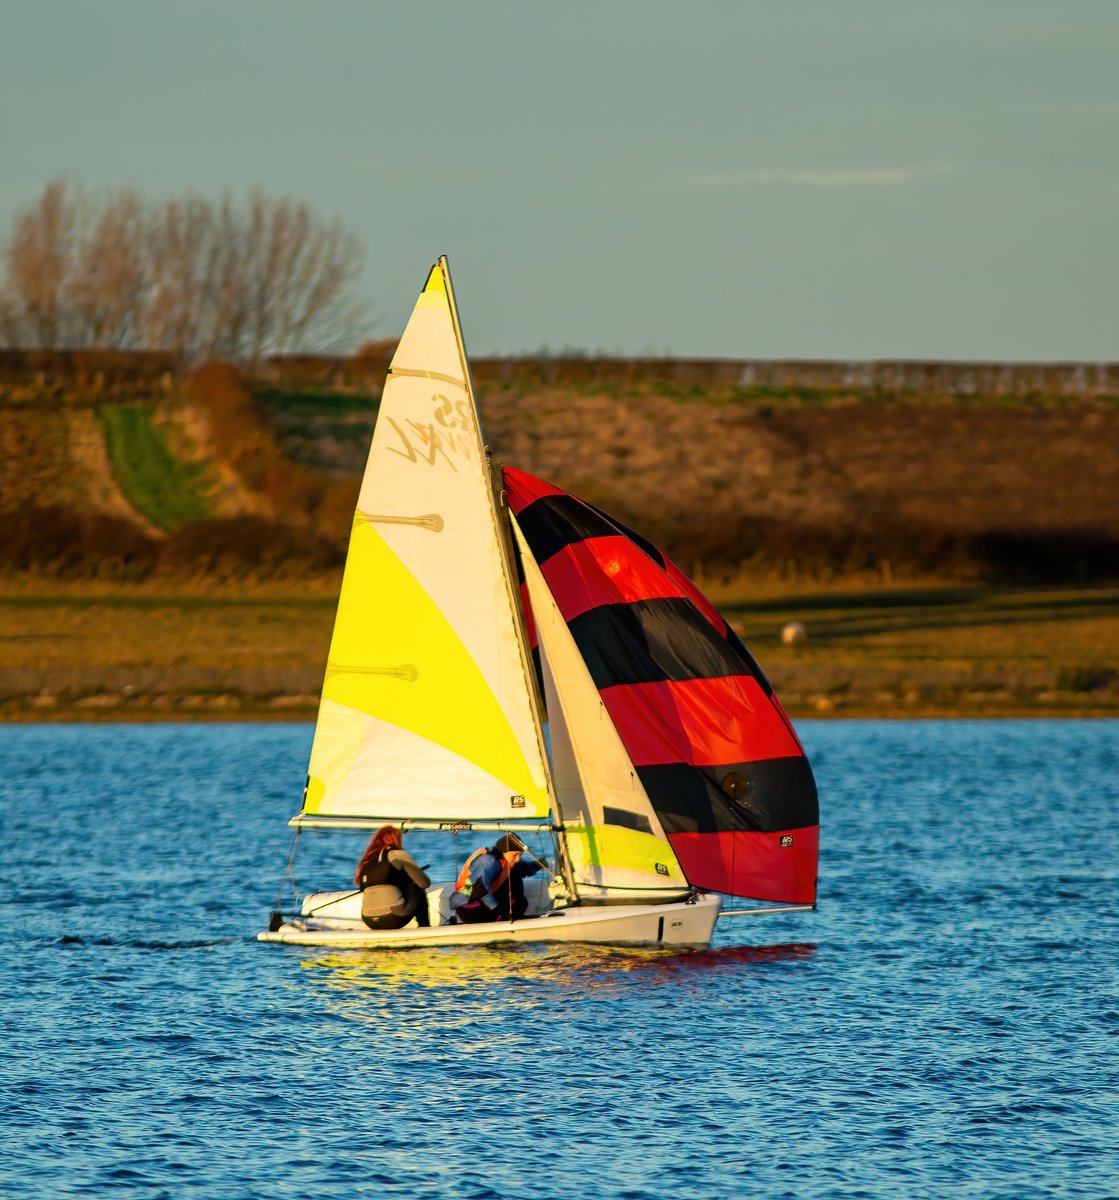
[{"left": 360, "top": 849, "right": 431, "bottom": 921}]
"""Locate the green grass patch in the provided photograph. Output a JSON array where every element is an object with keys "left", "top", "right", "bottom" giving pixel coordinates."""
[
  {"left": 253, "top": 387, "right": 379, "bottom": 419},
  {"left": 101, "top": 404, "right": 212, "bottom": 531},
  {"left": 253, "top": 388, "right": 378, "bottom": 477}
]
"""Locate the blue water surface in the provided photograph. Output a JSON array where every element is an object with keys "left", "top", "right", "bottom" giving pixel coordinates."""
[{"left": 1, "top": 721, "right": 1116, "bottom": 1200}]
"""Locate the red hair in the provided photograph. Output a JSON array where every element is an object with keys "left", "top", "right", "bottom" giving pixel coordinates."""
[{"left": 355, "top": 825, "right": 403, "bottom": 885}]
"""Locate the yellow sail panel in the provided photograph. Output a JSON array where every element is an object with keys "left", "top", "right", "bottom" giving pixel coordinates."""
[
  {"left": 564, "top": 825, "right": 686, "bottom": 883},
  {"left": 306, "top": 517, "right": 548, "bottom": 817},
  {"left": 511, "top": 517, "right": 687, "bottom": 896},
  {"left": 420, "top": 263, "right": 447, "bottom": 298}
]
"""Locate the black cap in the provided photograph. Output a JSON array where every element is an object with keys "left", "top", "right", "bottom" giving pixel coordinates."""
[{"left": 492, "top": 834, "right": 527, "bottom": 856}]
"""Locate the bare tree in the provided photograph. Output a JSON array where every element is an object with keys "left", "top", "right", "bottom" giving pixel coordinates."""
[
  {"left": 0, "top": 179, "right": 368, "bottom": 362},
  {"left": 140, "top": 194, "right": 219, "bottom": 363},
  {"left": 203, "top": 192, "right": 251, "bottom": 361},
  {"left": 239, "top": 192, "right": 364, "bottom": 365},
  {"left": 1, "top": 180, "right": 82, "bottom": 348},
  {"left": 69, "top": 188, "right": 147, "bottom": 347}
]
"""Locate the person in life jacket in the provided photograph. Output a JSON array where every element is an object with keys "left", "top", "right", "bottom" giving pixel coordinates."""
[
  {"left": 354, "top": 825, "right": 431, "bottom": 930},
  {"left": 453, "top": 834, "right": 544, "bottom": 924}
]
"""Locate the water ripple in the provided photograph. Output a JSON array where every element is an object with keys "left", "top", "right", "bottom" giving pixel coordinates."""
[{"left": 1, "top": 721, "right": 1117, "bottom": 1199}]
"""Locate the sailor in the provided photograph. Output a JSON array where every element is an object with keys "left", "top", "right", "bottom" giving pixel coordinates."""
[
  {"left": 454, "top": 834, "right": 544, "bottom": 923},
  {"left": 354, "top": 825, "right": 432, "bottom": 930}
]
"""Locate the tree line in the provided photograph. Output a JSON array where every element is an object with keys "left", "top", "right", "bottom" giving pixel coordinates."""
[{"left": 0, "top": 180, "right": 366, "bottom": 364}]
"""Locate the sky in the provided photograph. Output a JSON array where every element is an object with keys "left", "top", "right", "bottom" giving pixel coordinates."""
[{"left": 1, "top": 0, "right": 1116, "bottom": 360}]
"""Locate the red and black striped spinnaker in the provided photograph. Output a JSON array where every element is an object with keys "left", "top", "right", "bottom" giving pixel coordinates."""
[{"left": 504, "top": 467, "right": 818, "bottom": 905}]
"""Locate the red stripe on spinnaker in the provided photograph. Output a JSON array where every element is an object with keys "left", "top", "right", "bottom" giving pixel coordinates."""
[
  {"left": 601, "top": 676, "right": 803, "bottom": 766},
  {"left": 504, "top": 466, "right": 566, "bottom": 514},
  {"left": 668, "top": 827, "right": 818, "bottom": 904},
  {"left": 540, "top": 536, "right": 682, "bottom": 621}
]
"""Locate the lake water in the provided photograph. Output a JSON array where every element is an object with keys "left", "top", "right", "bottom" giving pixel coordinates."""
[{"left": 1, "top": 721, "right": 1116, "bottom": 1200}]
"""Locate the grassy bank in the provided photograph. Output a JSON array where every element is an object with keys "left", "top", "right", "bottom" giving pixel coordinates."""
[
  {"left": 100, "top": 404, "right": 212, "bottom": 529},
  {"left": 2, "top": 579, "right": 1116, "bottom": 721}
]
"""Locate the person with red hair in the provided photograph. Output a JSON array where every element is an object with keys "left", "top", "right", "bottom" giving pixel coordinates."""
[{"left": 354, "top": 826, "right": 431, "bottom": 930}]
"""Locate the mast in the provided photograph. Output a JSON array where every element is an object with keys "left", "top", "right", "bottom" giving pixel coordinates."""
[{"left": 439, "top": 258, "right": 577, "bottom": 898}]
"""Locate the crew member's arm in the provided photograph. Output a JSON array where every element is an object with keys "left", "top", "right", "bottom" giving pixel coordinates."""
[
  {"left": 391, "top": 850, "right": 431, "bottom": 889},
  {"left": 478, "top": 858, "right": 503, "bottom": 910}
]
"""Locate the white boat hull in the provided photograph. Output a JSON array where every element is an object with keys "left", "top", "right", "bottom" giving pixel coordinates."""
[{"left": 258, "top": 889, "right": 722, "bottom": 949}]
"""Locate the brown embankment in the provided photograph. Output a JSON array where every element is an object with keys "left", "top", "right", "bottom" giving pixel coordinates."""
[
  {"left": 1, "top": 350, "right": 1117, "bottom": 586},
  {"left": 2, "top": 351, "right": 1117, "bottom": 720}
]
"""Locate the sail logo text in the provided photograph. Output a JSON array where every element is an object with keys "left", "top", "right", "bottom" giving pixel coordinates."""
[{"left": 386, "top": 395, "right": 475, "bottom": 470}]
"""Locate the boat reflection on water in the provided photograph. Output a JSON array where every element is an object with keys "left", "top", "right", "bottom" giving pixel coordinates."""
[{"left": 296, "top": 941, "right": 817, "bottom": 1000}]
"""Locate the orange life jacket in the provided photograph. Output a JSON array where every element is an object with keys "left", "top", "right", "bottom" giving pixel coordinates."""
[{"left": 455, "top": 848, "right": 511, "bottom": 899}]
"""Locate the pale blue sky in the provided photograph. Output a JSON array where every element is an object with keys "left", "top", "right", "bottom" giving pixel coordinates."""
[{"left": 2, "top": 1, "right": 1115, "bottom": 359}]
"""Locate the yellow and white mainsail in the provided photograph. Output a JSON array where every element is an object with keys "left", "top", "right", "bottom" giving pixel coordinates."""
[
  {"left": 300, "top": 259, "right": 550, "bottom": 822},
  {"left": 511, "top": 518, "right": 689, "bottom": 900}
]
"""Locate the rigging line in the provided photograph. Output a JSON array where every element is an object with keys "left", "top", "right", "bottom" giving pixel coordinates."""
[
  {"left": 523, "top": 845, "right": 560, "bottom": 879},
  {"left": 718, "top": 905, "right": 814, "bottom": 918},
  {"left": 732, "top": 813, "right": 738, "bottom": 904},
  {"left": 280, "top": 830, "right": 301, "bottom": 907},
  {"left": 569, "top": 881, "right": 694, "bottom": 893},
  {"left": 524, "top": 839, "right": 567, "bottom": 907},
  {"left": 304, "top": 890, "right": 361, "bottom": 917},
  {"left": 270, "top": 829, "right": 303, "bottom": 930}
]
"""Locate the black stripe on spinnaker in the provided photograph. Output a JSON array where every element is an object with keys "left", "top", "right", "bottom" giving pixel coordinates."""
[
  {"left": 569, "top": 598, "right": 760, "bottom": 688},
  {"left": 723, "top": 622, "right": 776, "bottom": 698},
  {"left": 584, "top": 503, "right": 667, "bottom": 570},
  {"left": 637, "top": 757, "right": 819, "bottom": 835},
  {"left": 515, "top": 494, "right": 619, "bottom": 565}
]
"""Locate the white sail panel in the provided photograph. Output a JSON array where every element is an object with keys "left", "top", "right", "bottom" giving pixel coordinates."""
[
  {"left": 305, "top": 701, "right": 544, "bottom": 819},
  {"left": 511, "top": 517, "right": 688, "bottom": 898},
  {"left": 303, "top": 262, "right": 549, "bottom": 820}
]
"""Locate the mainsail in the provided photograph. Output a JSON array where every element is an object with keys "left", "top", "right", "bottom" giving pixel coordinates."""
[
  {"left": 504, "top": 467, "right": 819, "bottom": 904},
  {"left": 300, "top": 261, "right": 550, "bottom": 822}
]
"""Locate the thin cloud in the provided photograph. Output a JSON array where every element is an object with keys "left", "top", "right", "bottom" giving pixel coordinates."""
[{"left": 693, "top": 161, "right": 958, "bottom": 189}]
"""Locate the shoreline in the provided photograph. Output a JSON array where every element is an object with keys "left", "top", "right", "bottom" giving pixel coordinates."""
[
  {"left": 4, "top": 697, "right": 1115, "bottom": 723},
  {"left": 4, "top": 579, "right": 1116, "bottom": 724}
]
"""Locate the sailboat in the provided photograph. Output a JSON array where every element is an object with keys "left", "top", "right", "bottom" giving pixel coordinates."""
[{"left": 258, "top": 257, "right": 818, "bottom": 950}]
